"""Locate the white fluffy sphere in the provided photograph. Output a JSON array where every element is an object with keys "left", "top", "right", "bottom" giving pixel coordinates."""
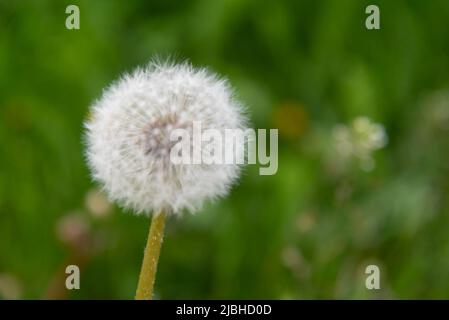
[{"left": 85, "top": 61, "right": 247, "bottom": 215}]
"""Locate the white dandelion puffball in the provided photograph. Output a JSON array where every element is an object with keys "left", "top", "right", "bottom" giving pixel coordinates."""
[{"left": 85, "top": 61, "right": 247, "bottom": 215}]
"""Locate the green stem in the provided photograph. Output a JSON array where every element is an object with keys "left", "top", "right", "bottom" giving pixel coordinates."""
[{"left": 135, "top": 211, "right": 167, "bottom": 300}]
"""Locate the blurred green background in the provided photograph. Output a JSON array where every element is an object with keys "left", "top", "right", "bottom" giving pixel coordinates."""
[{"left": 1, "top": 0, "right": 449, "bottom": 299}]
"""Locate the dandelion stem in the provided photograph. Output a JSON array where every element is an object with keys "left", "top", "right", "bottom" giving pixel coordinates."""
[{"left": 135, "top": 210, "right": 167, "bottom": 300}]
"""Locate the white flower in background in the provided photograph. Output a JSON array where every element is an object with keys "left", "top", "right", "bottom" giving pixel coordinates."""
[
  {"left": 0, "top": 274, "right": 21, "bottom": 300},
  {"left": 56, "top": 212, "right": 90, "bottom": 248},
  {"left": 85, "top": 61, "right": 247, "bottom": 215},
  {"left": 333, "top": 116, "right": 387, "bottom": 171},
  {"left": 85, "top": 188, "right": 112, "bottom": 218}
]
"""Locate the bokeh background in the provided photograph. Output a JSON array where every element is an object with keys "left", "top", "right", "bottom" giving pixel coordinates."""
[{"left": 1, "top": 0, "right": 449, "bottom": 299}]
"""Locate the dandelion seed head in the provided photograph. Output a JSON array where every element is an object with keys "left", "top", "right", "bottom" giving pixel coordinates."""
[{"left": 85, "top": 61, "right": 247, "bottom": 215}]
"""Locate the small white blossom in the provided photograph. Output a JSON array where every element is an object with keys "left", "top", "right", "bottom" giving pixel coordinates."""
[
  {"left": 85, "top": 188, "right": 112, "bottom": 218},
  {"left": 85, "top": 61, "right": 247, "bottom": 215},
  {"left": 333, "top": 116, "right": 387, "bottom": 171}
]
